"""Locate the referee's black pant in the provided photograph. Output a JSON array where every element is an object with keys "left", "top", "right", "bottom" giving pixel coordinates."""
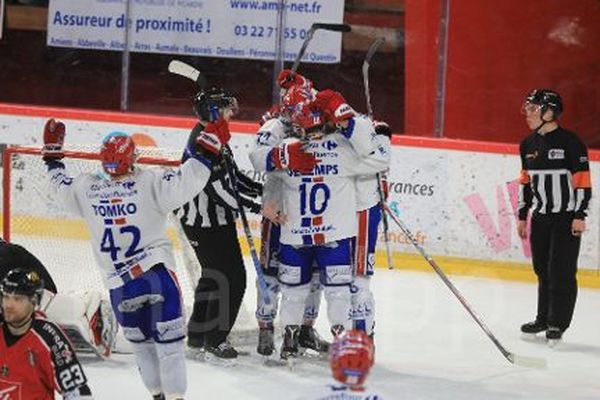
[
  {"left": 530, "top": 212, "right": 581, "bottom": 331},
  {"left": 183, "top": 224, "right": 247, "bottom": 347}
]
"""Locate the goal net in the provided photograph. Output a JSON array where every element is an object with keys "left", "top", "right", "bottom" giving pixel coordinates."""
[{"left": 2, "top": 145, "right": 258, "bottom": 342}]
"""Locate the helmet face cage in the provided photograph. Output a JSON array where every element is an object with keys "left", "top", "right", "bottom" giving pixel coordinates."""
[
  {"left": 522, "top": 89, "right": 563, "bottom": 118},
  {"left": 329, "top": 330, "right": 375, "bottom": 388},
  {"left": 281, "top": 84, "right": 322, "bottom": 134},
  {"left": 193, "top": 87, "right": 239, "bottom": 122},
  {"left": 100, "top": 132, "right": 137, "bottom": 176},
  {"left": 1, "top": 269, "right": 44, "bottom": 305}
]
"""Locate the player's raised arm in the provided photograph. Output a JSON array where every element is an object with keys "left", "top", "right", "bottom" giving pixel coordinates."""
[
  {"left": 42, "top": 119, "right": 84, "bottom": 216},
  {"left": 151, "top": 116, "right": 232, "bottom": 213}
]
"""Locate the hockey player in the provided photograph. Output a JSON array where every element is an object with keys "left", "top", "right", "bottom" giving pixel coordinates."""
[
  {"left": 352, "top": 121, "right": 392, "bottom": 338},
  {"left": 0, "top": 268, "right": 93, "bottom": 399},
  {"left": 251, "top": 73, "right": 331, "bottom": 357},
  {"left": 296, "top": 329, "right": 380, "bottom": 399},
  {"left": 0, "top": 238, "right": 117, "bottom": 358},
  {"left": 272, "top": 85, "right": 389, "bottom": 359},
  {"left": 42, "top": 116, "right": 231, "bottom": 399}
]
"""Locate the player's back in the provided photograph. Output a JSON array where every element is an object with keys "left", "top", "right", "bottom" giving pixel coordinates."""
[{"left": 277, "top": 133, "right": 360, "bottom": 246}]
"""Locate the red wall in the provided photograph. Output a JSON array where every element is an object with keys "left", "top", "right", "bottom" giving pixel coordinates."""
[
  {"left": 405, "top": 0, "right": 600, "bottom": 147},
  {"left": 404, "top": 0, "right": 440, "bottom": 137}
]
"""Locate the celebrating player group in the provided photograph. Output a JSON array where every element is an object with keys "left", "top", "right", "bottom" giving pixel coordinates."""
[{"left": 0, "top": 60, "right": 389, "bottom": 399}]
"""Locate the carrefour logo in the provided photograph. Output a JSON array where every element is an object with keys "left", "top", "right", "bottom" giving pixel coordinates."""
[{"left": 321, "top": 140, "right": 338, "bottom": 150}]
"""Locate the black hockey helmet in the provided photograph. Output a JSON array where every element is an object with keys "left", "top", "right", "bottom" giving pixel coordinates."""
[
  {"left": 193, "top": 86, "right": 238, "bottom": 122},
  {"left": 1, "top": 268, "right": 44, "bottom": 304},
  {"left": 524, "top": 89, "right": 563, "bottom": 118}
]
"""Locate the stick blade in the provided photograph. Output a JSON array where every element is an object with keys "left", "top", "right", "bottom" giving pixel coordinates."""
[
  {"left": 365, "top": 37, "right": 386, "bottom": 64},
  {"left": 168, "top": 59, "right": 206, "bottom": 87},
  {"left": 312, "top": 23, "right": 352, "bottom": 32},
  {"left": 507, "top": 353, "right": 547, "bottom": 369}
]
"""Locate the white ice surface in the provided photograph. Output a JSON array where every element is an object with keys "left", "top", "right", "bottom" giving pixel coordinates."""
[{"left": 79, "top": 263, "right": 600, "bottom": 400}]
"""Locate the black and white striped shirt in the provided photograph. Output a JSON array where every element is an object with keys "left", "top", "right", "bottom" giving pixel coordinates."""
[
  {"left": 175, "top": 124, "right": 262, "bottom": 228},
  {"left": 518, "top": 127, "right": 592, "bottom": 220}
]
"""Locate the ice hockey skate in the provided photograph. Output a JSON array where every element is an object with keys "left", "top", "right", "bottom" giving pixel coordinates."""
[
  {"left": 280, "top": 325, "right": 300, "bottom": 361},
  {"left": 546, "top": 326, "right": 563, "bottom": 348},
  {"left": 298, "top": 325, "right": 330, "bottom": 356},
  {"left": 257, "top": 327, "right": 275, "bottom": 357},
  {"left": 203, "top": 341, "right": 239, "bottom": 366},
  {"left": 520, "top": 320, "right": 547, "bottom": 341}
]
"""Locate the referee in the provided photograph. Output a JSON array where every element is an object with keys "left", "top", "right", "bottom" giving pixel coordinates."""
[
  {"left": 177, "top": 87, "right": 262, "bottom": 360},
  {"left": 517, "top": 89, "right": 592, "bottom": 342}
]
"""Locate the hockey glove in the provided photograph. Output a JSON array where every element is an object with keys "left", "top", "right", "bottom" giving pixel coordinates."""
[
  {"left": 311, "top": 90, "right": 355, "bottom": 125},
  {"left": 260, "top": 104, "right": 281, "bottom": 126},
  {"left": 196, "top": 117, "right": 231, "bottom": 156},
  {"left": 374, "top": 121, "right": 392, "bottom": 138},
  {"left": 240, "top": 197, "right": 262, "bottom": 214},
  {"left": 269, "top": 141, "right": 318, "bottom": 174},
  {"left": 277, "top": 69, "right": 312, "bottom": 90},
  {"left": 42, "top": 118, "right": 66, "bottom": 161}
]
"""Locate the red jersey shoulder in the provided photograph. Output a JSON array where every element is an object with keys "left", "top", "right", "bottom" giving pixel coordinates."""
[{"left": 31, "top": 318, "right": 78, "bottom": 367}]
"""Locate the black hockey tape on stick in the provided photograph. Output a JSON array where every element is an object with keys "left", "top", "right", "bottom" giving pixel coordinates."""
[
  {"left": 168, "top": 59, "right": 208, "bottom": 88},
  {"left": 383, "top": 203, "right": 547, "bottom": 369},
  {"left": 290, "top": 22, "right": 352, "bottom": 75}
]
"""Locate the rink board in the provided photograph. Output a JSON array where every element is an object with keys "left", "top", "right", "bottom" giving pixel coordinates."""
[{"left": 1, "top": 103, "right": 599, "bottom": 290}]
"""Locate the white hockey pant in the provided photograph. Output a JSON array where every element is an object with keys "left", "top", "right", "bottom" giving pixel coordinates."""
[
  {"left": 132, "top": 340, "right": 187, "bottom": 400},
  {"left": 279, "top": 283, "right": 312, "bottom": 327}
]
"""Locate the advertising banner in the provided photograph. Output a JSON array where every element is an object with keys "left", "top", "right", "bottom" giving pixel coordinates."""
[{"left": 47, "top": 0, "right": 345, "bottom": 62}]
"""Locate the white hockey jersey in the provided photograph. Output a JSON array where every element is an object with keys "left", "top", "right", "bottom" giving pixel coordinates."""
[
  {"left": 47, "top": 158, "right": 211, "bottom": 289},
  {"left": 355, "top": 135, "right": 391, "bottom": 211},
  {"left": 249, "top": 117, "right": 290, "bottom": 172},
  {"left": 276, "top": 132, "right": 389, "bottom": 245},
  {"left": 297, "top": 384, "right": 384, "bottom": 400}
]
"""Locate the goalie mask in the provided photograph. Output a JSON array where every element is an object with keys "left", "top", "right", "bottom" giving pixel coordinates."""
[
  {"left": 1, "top": 268, "right": 44, "bottom": 305},
  {"left": 100, "top": 132, "right": 137, "bottom": 176},
  {"left": 193, "top": 86, "right": 239, "bottom": 122},
  {"left": 330, "top": 329, "right": 375, "bottom": 389}
]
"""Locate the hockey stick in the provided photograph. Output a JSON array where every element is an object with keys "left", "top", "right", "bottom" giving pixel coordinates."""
[
  {"left": 168, "top": 59, "right": 208, "bottom": 88},
  {"left": 382, "top": 203, "right": 547, "bottom": 369},
  {"left": 362, "top": 37, "right": 385, "bottom": 119},
  {"left": 222, "top": 149, "right": 272, "bottom": 305},
  {"left": 168, "top": 59, "right": 272, "bottom": 305},
  {"left": 290, "top": 22, "right": 352, "bottom": 75},
  {"left": 362, "top": 37, "right": 394, "bottom": 270}
]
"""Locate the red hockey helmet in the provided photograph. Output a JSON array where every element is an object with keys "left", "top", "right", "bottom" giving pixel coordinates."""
[
  {"left": 100, "top": 132, "right": 137, "bottom": 176},
  {"left": 330, "top": 329, "right": 375, "bottom": 389},
  {"left": 282, "top": 84, "right": 323, "bottom": 131}
]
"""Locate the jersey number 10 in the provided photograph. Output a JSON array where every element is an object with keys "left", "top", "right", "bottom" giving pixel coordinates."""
[{"left": 299, "top": 182, "right": 331, "bottom": 216}]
